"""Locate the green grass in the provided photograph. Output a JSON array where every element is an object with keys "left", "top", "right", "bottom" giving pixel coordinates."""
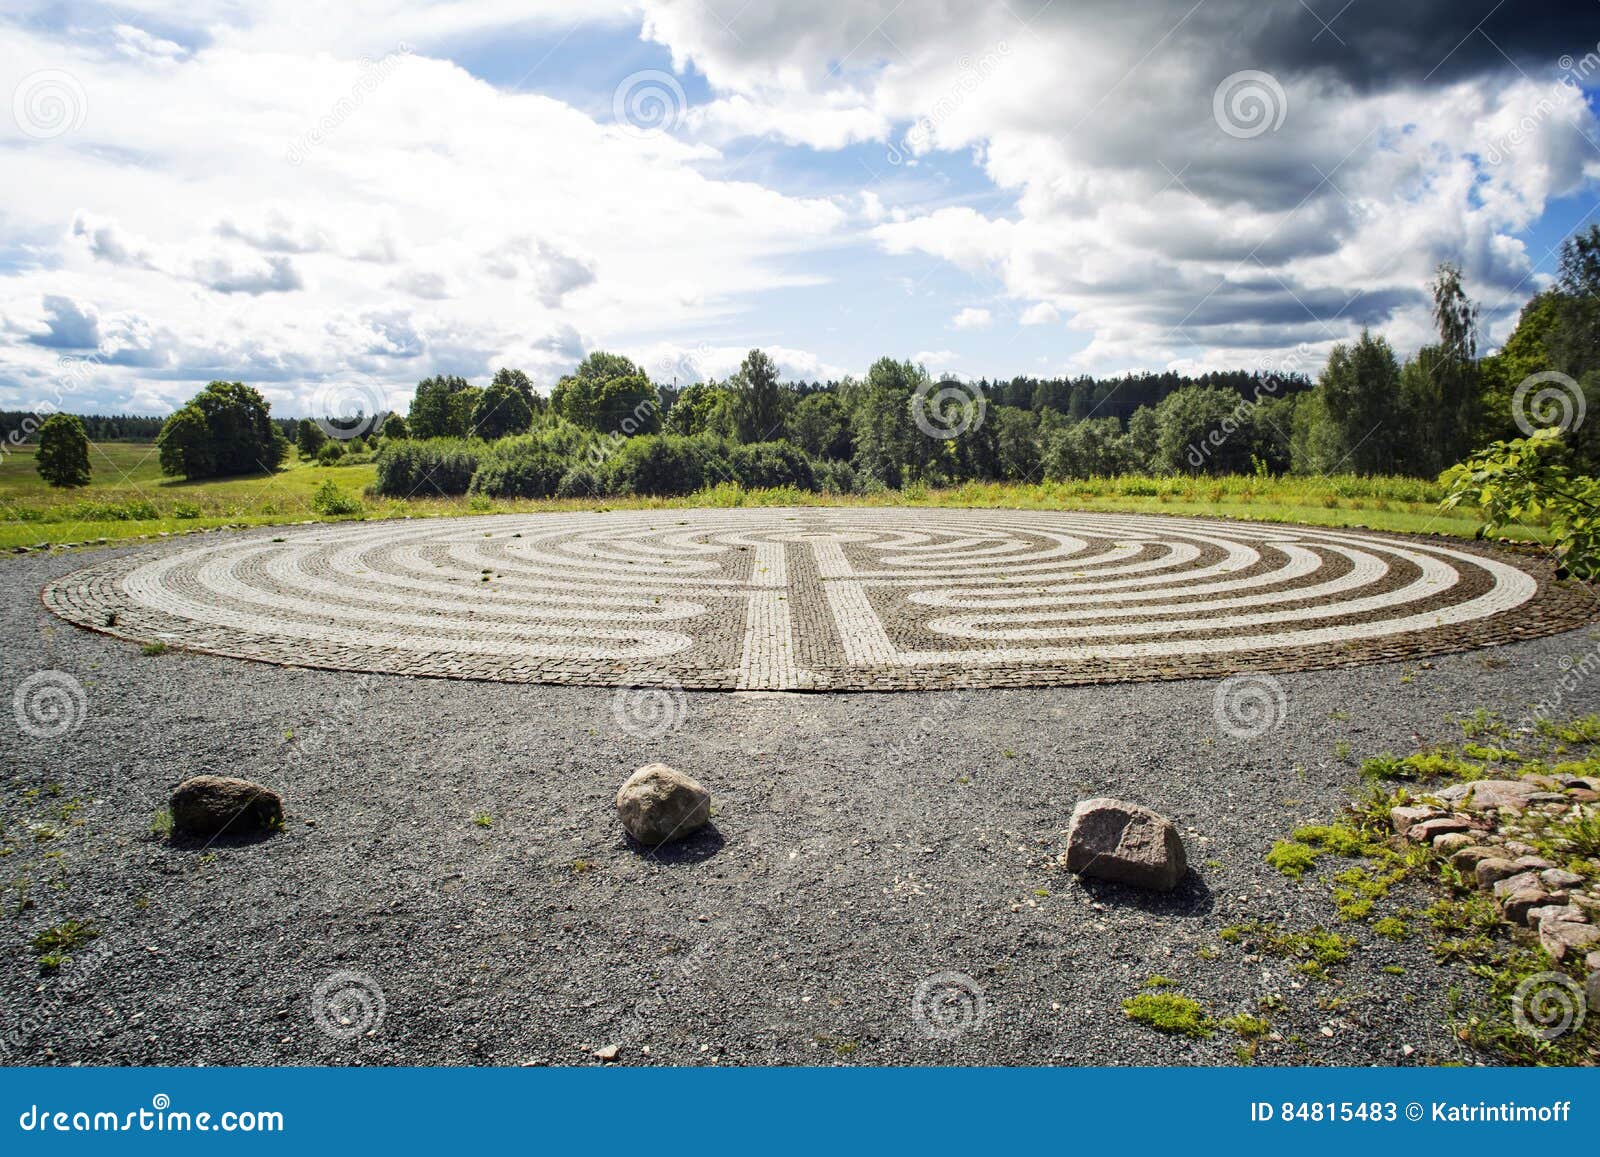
[{"left": 0, "top": 444, "right": 1530, "bottom": 550}]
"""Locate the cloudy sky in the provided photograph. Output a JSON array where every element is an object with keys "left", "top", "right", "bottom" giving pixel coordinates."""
[{"left": 2, "top": 0, "right": 1598, "bottom": 418}]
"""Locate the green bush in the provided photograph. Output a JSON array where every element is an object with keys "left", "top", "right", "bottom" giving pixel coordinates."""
[
  {"left": 470, "top": 436, "right": 568, "bottom": 499},
  {"left": 600, "top": 434, "right": 736, "bottom": 496},
  {"left": 728, "top": 440, "right": 818, "bottom": 491},
  {"left": 315, "top": 440, "right": 346, "bottom": 465},
  {"left": 556, "top": 465, "right": 602, "bottom": 498},
  {"left": 311, "top": 479, "right": 363, "bottom": 516},
  {"left": 373, "top": 438, "right": 484, "bottom": 497}
]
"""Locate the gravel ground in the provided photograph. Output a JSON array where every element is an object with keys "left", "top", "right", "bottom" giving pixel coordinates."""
[{"left": 2, "top": 537, "right": 1598, "bottom": 1067}]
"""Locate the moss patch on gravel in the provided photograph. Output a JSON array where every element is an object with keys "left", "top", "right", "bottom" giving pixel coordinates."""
[{"left": 1123, "top": 991, "right": 1214, "bottom": 1039}]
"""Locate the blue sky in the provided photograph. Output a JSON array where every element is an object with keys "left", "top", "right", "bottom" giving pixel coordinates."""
[{"left": 2, "top": 1, "right": 1597, "bottom": 417}]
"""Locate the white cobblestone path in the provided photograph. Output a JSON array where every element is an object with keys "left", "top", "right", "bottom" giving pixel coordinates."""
[{"left": 40, "top": 508, "right": 1591, "bottom": 690}]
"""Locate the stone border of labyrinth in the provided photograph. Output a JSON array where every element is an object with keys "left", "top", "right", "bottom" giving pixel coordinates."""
[{"left": 39, "top": 508, "right": 1599, "bottom": 692}]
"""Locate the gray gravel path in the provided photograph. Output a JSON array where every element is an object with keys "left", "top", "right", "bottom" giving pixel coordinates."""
[{"left": 3, "top": 535, "right": 1598, "bottom": 1067}]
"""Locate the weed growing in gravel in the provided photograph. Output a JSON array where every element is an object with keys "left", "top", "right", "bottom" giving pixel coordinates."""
[
  {"left": 1224, "top": 922, "right": 1354, "bottom": 979},
  {"left": 31, "top": 919, "right": 98, "bottom": 970},
  {"left": 1123, "top": 991, "right": 1213, "bottom": 1039},
  {"left": 472, "top": 812, "right": 493, "bottom": 828},
  {"left": 139, "top": 641, "right": 169, "bottom": 657},
  {"left": 1359, "top": 750, "right": 1486, "bottom": 784},
  {"left": 149, "top": 809, "right": 173, "bottom": 839}
]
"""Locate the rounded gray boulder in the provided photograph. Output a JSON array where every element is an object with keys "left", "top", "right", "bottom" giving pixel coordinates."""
[{"left": 616, "top": 763, "right": 711, "bottom": 846}]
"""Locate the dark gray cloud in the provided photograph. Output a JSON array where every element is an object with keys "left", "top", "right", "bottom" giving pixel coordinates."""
[{"left": 28, "top": 295, "right": 100, "bottom": 349}]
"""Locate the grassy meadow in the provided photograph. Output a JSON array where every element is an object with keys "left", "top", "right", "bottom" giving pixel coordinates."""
[{"left": 0, "top": 440, "right": 1529, "bottom": 551}]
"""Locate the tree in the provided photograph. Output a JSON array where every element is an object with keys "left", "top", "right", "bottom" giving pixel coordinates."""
[
  {"left": 992, "top": 406, "right": 1039, "bottom": 480},
  {"left": 381, "top": 413, "right": 409, "bottom": 440},
  {"left": 157, "top": 381, "right": 288, "bottom": 480},
  {"left": 35, "top": 413, "right": 90, "bottom": 487},
  {"left": 666, "top": 382, "right": 738, "bottom": 438},
  {"left": 787, "top": 391, "right": 852, "bottom": 460},
  {"left": 1311, "top": 331, "right": 1408, "bottom": 475},
  {"left": 408, "top": 375, "right": 474, "bottom": 439},
  {"left": 296, "top": 418, "right": 328, "bottom": 460},
  {"left": 490, "top": 367, "right": 541, "bottom": 414},
  {"left": 552, "top": 352, "right": 660, "bottom": 435},
  {"left": 732, "top": 348, "right": 783, "bottom": 442},
  {"left": 1408, "top": 262, "right": 1480, "bottom": 469},
  {"left": 1442, "top": 428, "right": 1600, "bottom": 578},
  {"left": 1152, "top": 386, "right": 1259, "bottom": 475},
  {"left": 472, "top": 377, "right": 534, "bottom": 440}
]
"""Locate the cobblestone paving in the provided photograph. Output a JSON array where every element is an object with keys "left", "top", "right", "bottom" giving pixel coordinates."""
[{"left": 39, "top": 508, "right": 1596, "bottom": 690}]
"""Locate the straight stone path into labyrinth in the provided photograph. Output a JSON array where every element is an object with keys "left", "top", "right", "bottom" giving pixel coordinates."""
[{"left": 40, "top": 508, "right": 1596, "bottom": 691}]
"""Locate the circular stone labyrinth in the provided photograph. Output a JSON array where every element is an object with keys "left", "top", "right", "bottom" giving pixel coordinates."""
[{"left": 42, "top": 508, "right": 1594, "bottom": 691}]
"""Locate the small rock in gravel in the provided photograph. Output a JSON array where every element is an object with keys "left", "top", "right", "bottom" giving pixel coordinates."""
[
  {"left": 616, "top": 763, "right": 711, "bottom": 846},
  {"left": 1065, "top": 797, "right": 1187, "bottom": 892},
  {"left": 1473, "top": 857, "right": 1524, "bottom": 889},
  {"left": 168, "top": 774, "right": 284, "bottom": 838},
  {"left": 593, "top": 1044, "right": 619, "bottom": 1062}
]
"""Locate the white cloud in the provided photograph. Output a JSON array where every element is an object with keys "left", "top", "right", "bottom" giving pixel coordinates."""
[
  {"left": 951, "top": 307, "right": 991, "bottom": 330},
  {"left": 1019, "top": 302, "right": 1059, "bottom": 326}
]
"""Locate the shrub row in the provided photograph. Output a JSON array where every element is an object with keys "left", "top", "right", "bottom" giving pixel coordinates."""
[{"left": 374, "top": 434, "right": 822, "bottom": 500}]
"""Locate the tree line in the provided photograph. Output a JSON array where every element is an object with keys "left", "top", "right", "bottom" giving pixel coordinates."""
[{"left": 28, "top": 225, "right": 1600, "bottom": 503}]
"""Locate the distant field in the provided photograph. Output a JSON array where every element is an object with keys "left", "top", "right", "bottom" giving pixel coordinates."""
[{"left": 0, "top": 441, "right": 1526, "bottom": 551}]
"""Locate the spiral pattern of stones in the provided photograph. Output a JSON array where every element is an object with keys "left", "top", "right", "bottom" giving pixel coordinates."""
[{"left": 40, "top": 509, "right": 1593, "bottom": 691}]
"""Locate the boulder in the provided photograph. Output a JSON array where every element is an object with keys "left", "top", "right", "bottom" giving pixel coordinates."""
[
  {"left": 1432, "top": 832, "right": 1474, "bottom": 855},
  {"left": 1500, "top": 888, "right": 1554, "bottom": 926},
  {"left": 616, "top": 764, "right": 711, "bottom": 846},
  {"left": 1065, "top": 798, "right": 1187, "bottom": 892},
  {"left": 1541, "top": 868, "right": 1586, "bottom": 892},
  {"left": 1389, "top": 805, "right": 1441, "bottom": 835},
  {"left": 1449, "top": 845, "right": 1504, "bottom": 875},
  {"left": 1473, "top": 857, "right": 1524, "bottom": 889},
  {"left": 1539, "top": 917, "right": 1600, "bottom": 962},
  {"left": 168, "top": 775, "right": 284, "bottom": 838},
  {"left": 1406, "top": 816, "right": 1470, "bottom": 843},
  {"left": 1491, "top": 871, "right": 1542, "bottom": 900}
]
